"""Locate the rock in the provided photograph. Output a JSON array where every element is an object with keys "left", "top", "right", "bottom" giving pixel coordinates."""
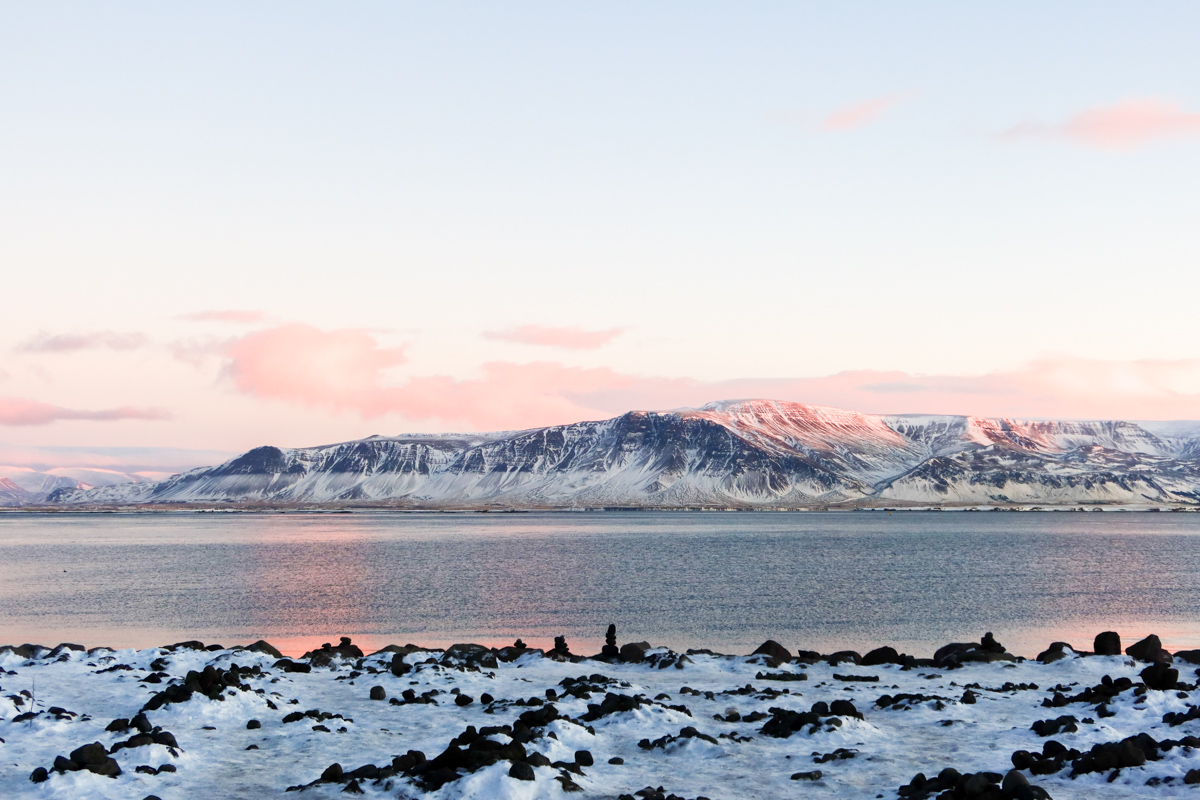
[
  {"left": 1093, "top": 631, "right": 1122, "bottom": 656},
  {"left": 1117, "top": 739, "right": 1147, "bottom": 767},
  {"left": 553, "top": 636, "right": 571, "bottom": 657},
  {"left": 442, "top": 643, "right": 499, "bottom": 669},
  {"left": 166, "top": 640, "right": 206, "bottom": 651},
  {"left": 1186, "top": 768, "right": 1200, "bottom": 784},
  {"left": 791, "top": 771, "right": 822, "bottom": 780},
  {"left": 1140, "top": 663, "right": 1179, "bottom": 690},
  {"left": 608, "top": 757, "right": 624, "bottom": 765},
  {"left": 70, "top": 742, "right": 110, "bottom": 767},
  {"left": 455, "top": 694, "right": 474, "bottom": 706},
  {"left": 369, "top": 686, "right": 386, "bottom": 701},
  {"left": 481, "top": 693, "right": 494, "bottom": 704},
  {"left": 390, "top": 653, "right": 412, "bottom": 676},
  {"left": 1173, "top": 649, "right": 1200, "bottom": 664},
  {"left": 963, "top": 772, "right": 997, "bottom": 794},
  {"left": 752, "top": 640, "right": 792, "bottom": 666},
  {"left": 620, "top": 642, "right": 650, "bottom": 663},
  {"left": 980, "top": 632, "right": 1005, "bottom": 652},
  {"left": 342, "top": 779, "right": 364, "bottom": 794},
  {"left": 829, "top": 700, "right": 862, "bottom": 719},
  {"left": 508, "top": 761, "right": 536, "bottom": 781},
  {"left": 961, "top": 689, "right": 977, "bottom": 704},
  {"left": 320, "top": 763, "right": 344, "bottom": 782},
  {"left": 862, "top": 646, "right": 903, "bottom": 666},
  {"left": 1036, "top": 642, "right": 1076, "bottom": 663},
  {"left": 247, "top": 719, "right": 261, "bottom": 729},
  {"left": 575, "top": 750, "right": 594, "bottom": 767},
  {"left": 602, "top": 624, "right": 620, "bottom": 658},
  {"left": 1003, "top": 769, "right": 1030, "bottom": 790},
  {"left": 933, "top": 642, "right": 976, "bottom": 666},
  {"left": 274, "top": 658, "right": 312, "bottom": 673},
  {"left": 29, "top": 767, "right": 48, "bottom": 783},
  {"left": 49, "top": 643, "right": 84, "bottom": 658},
  {"left": 1126, "top": 634, "right": 1171, "bottom": 665},
  {"left": 244, "top": 640, "right": 284, "bottom": 659},
  {"left": 825, "top": 650, "right": 862, "bottom": 665}
]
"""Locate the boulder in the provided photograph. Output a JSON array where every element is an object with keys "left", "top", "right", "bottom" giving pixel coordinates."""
[
  {"left": 369, "top": 686, "right": 386, "bottom": 701},
  {"left": 442, "top": 643, "right": 498, "bottom": 670},
  {"left": 1003, "top": 770, "right": 1030, "bottom": 791},
  {"left": 1036, "top": 642, "right": 1076, "bottom": 663},
  {"left": 620, "top": 642, "right": 650, "bottom": 663},
  {"left": 509, "top": 761, "right": 535, "bottom": 781},
  {"left": 825, "top": 650, "right": 862, "bottom": 666},
  {"left": 1127, "top": 634, "right": 1172, "bottom": 665},
  {"left": 1140, "top": 662, "right": 1179, "bottom": 690},
  {"left": 244, "top": 640, "right": 284, "bottom": 659},
  {"left": 1093, "top": 631, "right": 1122, "bottom": 656},
  {"left": 69, "top": 742, "right": 110, "bottom": 767},
  {"left": 933, "top": 642, "right": 976, "bottom": 665},
  {"left": 1172, "top": 649, "right": 1200, "bottom": 664},
  {"left": 751, "top": 640, "right": 792, "bottom": 666},
  {"left": 862, "top": 646, "right": 903, "bottom": 666},
  {"left": 829, "top": 700, "right": 862, "bottom": 719},
  {"left": 980, "top": 632, "right": 1005, "bottom": 653}
]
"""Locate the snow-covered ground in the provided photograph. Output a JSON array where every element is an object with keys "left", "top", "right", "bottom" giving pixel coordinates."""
[{"left": 2, "top": 635, "right": 1200, "bottom": 799}]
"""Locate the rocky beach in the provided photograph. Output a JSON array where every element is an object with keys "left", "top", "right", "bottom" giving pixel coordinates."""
[{"left": 4, "top": 629, "right": 1200, "bottom": 799}]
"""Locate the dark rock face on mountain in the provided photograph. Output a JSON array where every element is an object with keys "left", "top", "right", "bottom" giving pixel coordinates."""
[{"left": 46, "top": 400, "right": 1200, "bottom": 508}]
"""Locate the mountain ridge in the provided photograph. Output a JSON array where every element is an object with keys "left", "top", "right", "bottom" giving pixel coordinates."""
[{"left": 29, "top": 399, "right": 1200, "bottom": 508}]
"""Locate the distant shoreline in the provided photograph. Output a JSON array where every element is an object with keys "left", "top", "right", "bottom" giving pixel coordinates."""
[{"left": 3, "top": 503, "right": 1199, "bottom": 514}]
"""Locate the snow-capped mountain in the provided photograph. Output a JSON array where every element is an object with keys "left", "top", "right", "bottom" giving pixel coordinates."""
[
  {"left": 0, "top": 466, "right": 172, "bottom": 506},
  {"left": 45, "top": 400, "right": 1200, "bottom": 508}
]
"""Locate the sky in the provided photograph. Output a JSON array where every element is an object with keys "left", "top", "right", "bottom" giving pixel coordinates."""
[{"left": 2, "top": 2, "right": 1200, "bottom": 471}]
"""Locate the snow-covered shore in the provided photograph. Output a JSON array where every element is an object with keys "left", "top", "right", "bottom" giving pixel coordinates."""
[{"left": 2, "top": 632, "right": 1199, "bottom": 799}]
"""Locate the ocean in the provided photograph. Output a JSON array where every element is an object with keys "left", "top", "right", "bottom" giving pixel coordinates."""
[{"left": 2, "top": 510, "right": 1199, "bottom": 658}]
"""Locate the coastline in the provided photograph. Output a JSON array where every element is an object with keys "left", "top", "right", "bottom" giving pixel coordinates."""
[{"left": 3, "top": 630, "right": 1200, "bottom": 799}]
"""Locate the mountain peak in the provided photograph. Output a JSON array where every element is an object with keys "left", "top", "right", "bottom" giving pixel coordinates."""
[{"left": 38, "top": 399, "right": 1200, "bottom": 508}]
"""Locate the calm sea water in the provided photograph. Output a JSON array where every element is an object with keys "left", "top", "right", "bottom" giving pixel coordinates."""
[{"left": 2, "top": 511, "right": 1199, "bottom": 658}]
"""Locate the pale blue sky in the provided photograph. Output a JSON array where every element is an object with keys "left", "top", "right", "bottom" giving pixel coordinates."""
[{"left": 2, "top": 3, "right": 1199, "bottom": 455}]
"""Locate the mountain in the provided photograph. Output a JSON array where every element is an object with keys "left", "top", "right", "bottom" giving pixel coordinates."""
[
  {"left": 0, "top": 477, "right": 41, "bottom": 506},
  {"left": 44, "top": 400, "right": 1200, "bottom": 508},
  {"left": 0, "top": 466, "right": 171, "bottom": 507}
]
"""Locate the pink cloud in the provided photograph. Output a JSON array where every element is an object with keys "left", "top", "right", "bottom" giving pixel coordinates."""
[
  {"left": 1002, "top": 98, "right": 1200, "bottom": 149},
  {"left": 483, "top": 325, "right": 624, "bottom": 350},
  {"left": 223, "top": 323, "right": 408, "bottom": 412},
  {"left": 17, "top": 331, "right": 149, "bottom": 353},
  {"left": 220, "top": 325, "right": 1200, "bottom": 430},
  {"left": 820, "top": 94, "right": 906, "bottom": 132},
  {"left": 180, "top": 310, "right": 268, "bottom": 324},
  {"left": 0, "top": 396, "right": 169, "bottom": 426}
]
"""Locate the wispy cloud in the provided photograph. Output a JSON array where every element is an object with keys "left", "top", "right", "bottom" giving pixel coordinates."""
[
  {"left": 0, "top": 396, "right": 170, "bottom": 426},
  {"left": 483, "top": 325, "right": 624, "bottom": 350},
  {"left": 216, "top": 323, "right": 1200, "bottom": 429},
  {"left": 179, "top": 310, "right": 268, "bottom": 324},
  {"left": 1001, "top": 98, "right": 1200, "bottom": 150},
  {"left": 17, "top": 331, "right": 149, "bottom": 354},
  {"left": 820, "top": 94, "right": 907, "bottom": 132}
]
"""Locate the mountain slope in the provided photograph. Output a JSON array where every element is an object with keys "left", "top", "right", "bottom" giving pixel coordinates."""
[{"left": 46, "top": 399, "right": 1200, "bottom": 507}]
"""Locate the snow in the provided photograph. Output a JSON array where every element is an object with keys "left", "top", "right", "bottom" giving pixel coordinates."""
[
  {"left": 3, "top": 639, "right": 1200, "bottom": 798},
  {"left": 43, "top": 400, "right": 1200, "bottom": 509}
]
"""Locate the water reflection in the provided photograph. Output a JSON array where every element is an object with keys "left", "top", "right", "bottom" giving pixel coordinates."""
[{"left": 1, "top": 511, "right": 1199, "bottom": 657}]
